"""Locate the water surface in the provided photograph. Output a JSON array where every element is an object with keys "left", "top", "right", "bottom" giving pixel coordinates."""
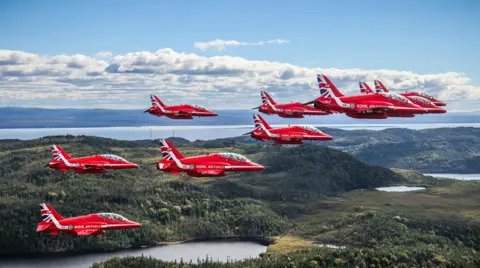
[
  {"left": 0, "top": 241, "right": 266, "bottom": 268},
  {"left": 376, "top": 186, "right": 426, "bottom": 192},
  {"left": 424, "top": 173, "right": 480, "bottom": 181},
  {"left": 1, "top": 123, "right": 479, "bottom": 141}
]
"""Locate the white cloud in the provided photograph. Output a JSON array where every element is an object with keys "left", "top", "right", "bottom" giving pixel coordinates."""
[
  {"left": 0, "top": 48, "right": 479, "bottom": 110},
  {"left": 95, "top": 51, "right": 113, "bottom": 58},
  {"left": 194, "top": 39, "right": 290, "bottom": 51}
]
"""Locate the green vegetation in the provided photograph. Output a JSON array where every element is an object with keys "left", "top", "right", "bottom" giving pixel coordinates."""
[
  {"left": 208, "top": 127, "right": 480, "bottom": 173},
  {"left": 0, "top": 135, "right": 406, "bottom": 256},
  {"left": 266, "top": 236, "right": 316, "bottom": 253},
  {"left": 93, "top": 245, "right": 478, "bottom": 268},
  {"left": 341, "top": 127, "right": 480, "bottom": 173},
  {"left": 1, "top": 135, "right": 479, "bottom": 266}
]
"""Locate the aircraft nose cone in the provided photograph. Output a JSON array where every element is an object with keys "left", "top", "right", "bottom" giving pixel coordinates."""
[
  {"left": 324, "top": 135, "right": 334, "bottom": 140},
  {"left": 436, "top": 101, "right": 447, "bottom": 106},
  {"left": 130, "top": 163, "right": 139, "bottom": 168},
  {"left": 253, "top": 163, "right": 265, "bottom": 171}
]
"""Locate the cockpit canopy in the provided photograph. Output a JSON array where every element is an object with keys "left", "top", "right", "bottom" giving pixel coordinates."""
[
  {"left": 98, "top": 213, "right": 129, "bottom": 221},
  {"left": 380, "top": 92, "right": 411, "bottom": 103},
  {"left": 219, "top": 153, "right": 251, "bottom": 162},
  {"left": 298, "top": 125, "right": 323, "bottom": 133},
  {"left": 410, "top": 96, "right": 434, "bottom": 105},
  {"left": 101, "top": 154, "right": 127, "bottom": 162},
  {"left": 191, "top": 104, "right": 208, "bottom": 110},
  {"left": 418, "top": 92, "right": 434, "bottom": 99}
]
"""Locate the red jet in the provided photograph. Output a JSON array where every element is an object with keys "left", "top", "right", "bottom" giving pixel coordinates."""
[
  {"left": 361, "top": 81, "right": 446, "bottom": 114},
  {"left": 252, "top": 91, "right": 329, "bottom": 118},
  {"left": 36, "top": 203, "right": 141, "bottom": 236},
  {"left": 374, "top": 80, "right": 447, "bottom": 107},
  {"left": 157, "top": 139, "right": 264, "bottom": 177},
  {"left": 47, "top": 145, "right": 138, "bottom": 174},
  {"left": 245, "top": 114, "right": 333, "bottom": 144},
  {"left": 144, "top": 95, "right": 218, "bottom": 119},
  {"left": 306, "top": 74, "right": 427, "bottom": 119}
]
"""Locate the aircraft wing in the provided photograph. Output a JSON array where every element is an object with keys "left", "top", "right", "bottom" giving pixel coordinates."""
[
  {"left": 192, "top": 111, "right": 215, "bottom": 116},
  {"left": 83, "top": 164, "right": 107, "bottom": 170},
  {"left": 352, "top": 106, "right": 388, "bottom": 112},
  {"left": 196, "top": 168, "right": 226, "bottom": 176},
  {"left": 283, "top": 109, "right": 304, "bottom": 115},
  {"left": 174, "top": 110, "right": 192, "bottom": 116},
  {"left": 311, "top": 101, "right": 337, "bottom": 114},
  {"left": 75, "top": 229, "right": 104, "bottom": 236}
]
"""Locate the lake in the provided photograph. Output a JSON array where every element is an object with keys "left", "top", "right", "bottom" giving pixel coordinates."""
[
  {"left": 424, "top": 173, "right": 480, "bottom": 180},
  {"left": 0, "top": 241, "right": 266, "bottom": 268},
  {"left": 1, "top": 123, "right": 479, "bottom": 141},
  {"left": 376, "top": 186, "right": 426, "bottom": 192}
]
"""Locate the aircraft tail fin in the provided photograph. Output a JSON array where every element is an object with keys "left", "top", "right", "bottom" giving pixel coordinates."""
[
  {"left": 253, "top": 113, "right": 272, "bottom": 130},
  {"left": 359, "top": 82, "right": 374, "bottom": 94},
  {"left": 150, "top": 94, "right": 166, "bottom": 108},
  {"left": 159, "top": 139, "right": 184, "bottom": 160},
  {"left": 50, "top": 145, "right": 71, "bottom": 161},
  {"left": 37, "top": 203, "right": 64, "bottom": 231},
  {"left": 374, "top": 80, "right": 389, "bottom": 93},
  {"left": 317, "top": 74, "right": 344, "bottom": 98},
  {"left": 261, "top": 91, "right": 277, "bottom": 105}
]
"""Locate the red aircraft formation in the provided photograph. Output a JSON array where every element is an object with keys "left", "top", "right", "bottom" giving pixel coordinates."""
[
  {"left": 157, "top": 139, "right": 264, "bottom": 177},
  {"left": 38, "top": 74, "right": 446, "bottom": 236},
  {"left": 360, "top": 81, "right": 446, "bottom": 114},
  {"left": 373, "top": 80, "right": 447, "bottom": 108},
  {"left": 37, "top": 203, "right": 141, "bottom": 236},
  {"left": 303, "top": 74, "right": 447, "bottom": 119},
  {"left": 245, "top": 114, "right": 332, "bottom": 144},
  {"left": 145, "top": 94, "right": 218, "bottom": 119}
]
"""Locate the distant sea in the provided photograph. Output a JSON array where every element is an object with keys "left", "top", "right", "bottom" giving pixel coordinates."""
[
  {"left": 1, "top": 123, "right": 480, "bottom": 141},
  {"left": 1, "top": 107, "right": 480, "bottom": 140},
  {"left": 1, "top": 107, "right": 480, "bottom": 128}
]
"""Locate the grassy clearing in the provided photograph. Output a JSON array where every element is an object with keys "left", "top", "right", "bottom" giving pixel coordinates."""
[
  {"left": 266, "top": 236, "right": 315, "bottom": 253},
  {"left": 290, "top": 180, "right": 480, "bottom": 246}
]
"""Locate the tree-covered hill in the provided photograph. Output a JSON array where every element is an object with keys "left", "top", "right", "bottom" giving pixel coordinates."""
[
  {"left": 199, "top": 127, "right": 480, "bottom": 173},
  {"left": 0, "top": 135, "right": 405, "bottom": 256},
  {"left": 332, "top": 127, "right": 480, "bottom": 173}
]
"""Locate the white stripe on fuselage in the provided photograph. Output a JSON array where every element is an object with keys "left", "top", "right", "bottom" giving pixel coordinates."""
[{"left": 321, "top": 88, "right": 423, "bottom": 112}]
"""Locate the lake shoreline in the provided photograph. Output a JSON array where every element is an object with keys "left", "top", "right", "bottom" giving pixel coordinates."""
[{"left": 0, "top": 236, "right": 272, "bottom": 260}]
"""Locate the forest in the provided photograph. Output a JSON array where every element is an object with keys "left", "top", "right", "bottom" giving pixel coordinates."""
[
  {"left": 200, "top": 127, "right": 480, "bottom": 173},
  {"left": 0, "top": 135, "right": 479, "bottom": 267}
]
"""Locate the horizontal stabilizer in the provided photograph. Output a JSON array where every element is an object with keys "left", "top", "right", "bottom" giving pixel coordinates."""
[{"left": 36, "top": 224, "right": 50, "bottom": 232}]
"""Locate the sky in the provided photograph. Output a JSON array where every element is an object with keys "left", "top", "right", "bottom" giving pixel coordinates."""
[{"left": 0, "top": 0, "right": 479, "bottom": 111}]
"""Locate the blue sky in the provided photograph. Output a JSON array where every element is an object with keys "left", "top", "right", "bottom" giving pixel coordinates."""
[
  {"left": 0, "top": 0, "right": 479, "bottom": 110},
  {"left": 2, "top": 0, "right": 479, "bottom": 79}
]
